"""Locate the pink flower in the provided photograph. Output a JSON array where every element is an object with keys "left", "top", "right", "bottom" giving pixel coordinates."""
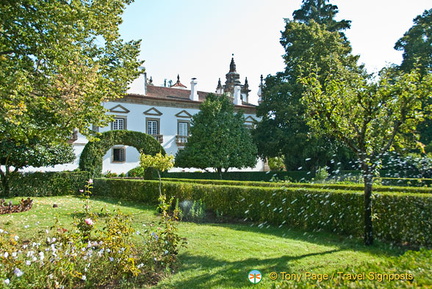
[
  {"left": 88, "top": 179, "right": 93, "bottom": 184},
  {"left": 84, "top": 218, "right": 94, "bottom": 226}
]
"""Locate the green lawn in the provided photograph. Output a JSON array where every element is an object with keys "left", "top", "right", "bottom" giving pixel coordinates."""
[{"left": 0, "top": 196, "right": 428, "bottom": 288}]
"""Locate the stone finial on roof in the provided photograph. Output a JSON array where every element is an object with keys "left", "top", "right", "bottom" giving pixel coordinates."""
[
  {"left": 171, "top": 74, "right": 187, "bottom": 89},
  {"left": 215, "top": 78, "right": 223, "bottom": 94},
  {"left": 229, "top": 54, "right": 236, "bottom": 73}
]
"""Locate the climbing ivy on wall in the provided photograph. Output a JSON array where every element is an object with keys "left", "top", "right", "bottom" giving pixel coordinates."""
[{"left": 79, "top": 130, "right": 165, "bottom": 176}]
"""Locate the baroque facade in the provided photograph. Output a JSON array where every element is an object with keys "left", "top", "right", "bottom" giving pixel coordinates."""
[{"left": 33, "top": 57, "right": 264, "bottom": 174}]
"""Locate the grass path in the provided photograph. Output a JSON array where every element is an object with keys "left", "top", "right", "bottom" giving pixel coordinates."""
[{"left": 0, "top": 196, "right": 409, "bottom": 288}]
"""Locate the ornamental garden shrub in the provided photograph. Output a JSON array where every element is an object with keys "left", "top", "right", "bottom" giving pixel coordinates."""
[
  {"left": 4, "top": 171, "right": 90, "bottom": 197},
  {"left": 93, "top": 179, "right": 432, "bottom": 247}
]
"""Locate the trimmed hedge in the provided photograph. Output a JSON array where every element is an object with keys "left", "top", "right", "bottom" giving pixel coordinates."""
[
  {"left": 5, "top": 171, "right": 91, "bottom": 197},
  {"left": 93, "top": 179, "right": 432, "bottom": 247},
  {"left": 161, "top": 171, "right": 314, "bottom": 182},
  {"left": 79, "top": 130, "right": 164, "bottom": 177},
  {"left": 379, "top": 177, "right": 432, "bottom": 187},
  {"left": 160, "top": 178, "right": 432, "bottom": 194}
]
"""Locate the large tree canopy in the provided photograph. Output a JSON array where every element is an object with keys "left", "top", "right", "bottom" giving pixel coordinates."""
[
  {"left": 175, "top": 94, "right": 257, "bottom": 176},
  {"left": 301, "top": 60, "right": 432, "bottom": 245},
  {"left": 395, "top": 8, "right": 432, "bottom": 75},
  {"left": 0, "top": 0, "right": 142, "bottom": 144},
  {"left": 292, "top": 0, "right": 351, "bottom": 33},
  {"left": 254, "top": 16, "right": 358, "bottom": 171},
  {"left": 253, "top": 0, "right": 357, "bottom": 171},
  {"left": 394, "top": 8, "right": 432, "bottom": 146},
  {"left": 0, "top": 0, "right": 142, "bottom": 195}
]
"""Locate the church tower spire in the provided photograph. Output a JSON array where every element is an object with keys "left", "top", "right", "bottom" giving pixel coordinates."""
[
  {"left": 229, "top": 54, "right": 236, "bottom": 72},
  {"left": 216, "top": 78, "right": 223, "bottom": 94},
  {"left": 224, "top": 54, "right": 241, "bottom": 97}
]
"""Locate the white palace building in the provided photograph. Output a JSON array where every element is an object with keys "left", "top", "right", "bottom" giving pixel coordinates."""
[{"left": 36, "top": 57, "right": 265, "bottom": 174}]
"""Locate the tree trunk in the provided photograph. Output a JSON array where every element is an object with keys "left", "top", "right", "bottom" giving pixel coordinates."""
[
  {"left": 0, "top": 168, "right": 10, "bottom": 197},
  {"left": 157, "top": 170, "right": 162, "bottom": 196},
  {"left": 363, "top": 172, "right": 374, "bottom": 246},
  {"left": 217, "top": 168, "right": 223, "bottom": 179}
]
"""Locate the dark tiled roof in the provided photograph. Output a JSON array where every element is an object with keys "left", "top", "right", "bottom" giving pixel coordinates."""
[
  {"left": 125, "top": 85, "right": 257, "bottom": 109},
  {"left": 145, "top": 85, "right": 209, "bottom": 101}
]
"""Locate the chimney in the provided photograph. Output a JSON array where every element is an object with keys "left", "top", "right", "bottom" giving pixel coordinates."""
[
  {"left": 143, "top": 71, "right": 147, "bottom": 95},
  {"left": 233, "top": 85, "right": 242, "bottom": 105},
  {"left": 190, "top": 78, "right": 199, "bottom": 101}
]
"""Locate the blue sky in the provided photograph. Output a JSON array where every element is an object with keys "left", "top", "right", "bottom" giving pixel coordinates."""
[{"left": 120, "top": 0, "right": 431, "bottom": 104}]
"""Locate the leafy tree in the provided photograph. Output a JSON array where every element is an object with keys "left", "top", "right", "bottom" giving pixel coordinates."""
[
  {"left": 175, "top": 94, "right": 257, "bottom": 177},
  {"left": 394, "top": 9, "right": 432, "bottom": 145},
  {"left": 268, "top": 156, "right": 286, "bottom": 171},
  {"left": 292, "top": 0, "right": 351, "bottom": 33},
  {"left": 140, "top": 152, "right": 174, "bottom": 196},
  {"left": 0, "top": 0, "right": 142, "bottom": 195},
  {"left": 253, "top": 0, "right": 356, "bottom": 171},
  {"left": 395, "top": 8, "right": 432, "bottom": 75},
  {"left": 254, "top": 17, "right": 357, "bottom": 171},
  {"left": 301, "top": 61, "right": 432, "bottom": 245}
]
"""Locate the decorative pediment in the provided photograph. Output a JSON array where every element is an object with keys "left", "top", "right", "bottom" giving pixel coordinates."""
[
  {"left": 143, "top": 107, "right": 163, "bottom": 116},
  {"left": 244, "top": 116, "right": 257, "bottom": 124},
  {"left": 175, "top": 110, "right": 193, "bottom": 118},
  {"left": 109, "top": 104, "right": 130, "bottom": 113}
]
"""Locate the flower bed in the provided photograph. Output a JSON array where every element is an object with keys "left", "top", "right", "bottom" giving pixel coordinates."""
[{"left": 0, "top": 198, "right": 33, "bottom": 215}]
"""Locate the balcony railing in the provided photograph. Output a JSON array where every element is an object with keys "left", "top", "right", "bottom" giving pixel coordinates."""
[
  {"left": 151, "top": 134, "right": 163, "bottom": 144},
  {"left": 176, "top": 135, "right": 189, "bottom": 145}
]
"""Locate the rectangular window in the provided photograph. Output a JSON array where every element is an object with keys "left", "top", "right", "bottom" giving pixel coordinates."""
[
  {"left": 176, "top": 121, "right": 189, "bottom": 145},
  {"left": 146, "top": 118, "right": 162, "bottom": 143},
  {"left": 178, "top": 121, "right": 189, "bottom": 136},
  {"left": 112, "top": 117, "right": 126, "bottom": 130},
  {"left": 112, "top": 147, "right": 126, "bottom": 162},
  {"left": 146, "top": 119, "right": 159, "bottom": 135}
]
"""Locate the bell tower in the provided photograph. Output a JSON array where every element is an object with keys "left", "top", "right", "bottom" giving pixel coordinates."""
[
  {"left": 223, "top": 55, "right": 242, "bottom": 97},
  {"left": 216, "top": 54, "right": 250, "bottom": 104}
]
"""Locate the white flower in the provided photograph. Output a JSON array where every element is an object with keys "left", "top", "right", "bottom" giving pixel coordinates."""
[
  {"left": 81, "top": 275, "right": 87, "bottom": 281},
  {"left": 4, "top": 252, "right": 9, "bottom": 258},
  {"left": 14, "top": 268, "right": 24, "bottom": 277},
  {"left": 14, "top": 236, "right": 19, "bottom": 241},
  {"left": 4, "top": 279, "right": 10, "bottom": 285},
  {"left": 26, "top": 260, "right": 31, "bottom": 266},
  {"left": 137, "top": 263, "right": 144, "bottom": 269}
]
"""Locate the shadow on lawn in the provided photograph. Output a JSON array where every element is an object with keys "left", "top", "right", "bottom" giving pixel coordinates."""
[{"left": 161, "top": 250, "right": 340, "bottom": 289}]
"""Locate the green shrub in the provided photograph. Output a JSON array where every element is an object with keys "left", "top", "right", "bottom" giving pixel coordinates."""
[
  {"left": 127, "top": 166, "right": 146, "bottom": 178},
  {"left": 161, "top": 171, "right": 314, "bottom": 182},
  {"left": 4, "top": 171, "right": 90, "bottom": 197},
  {"left": 93, "top": 179, "right": 432, "bottom": 247},
  {"left": 161, "top": 178, "right": 432, "bottom": 194},
  {"left": 79, "top": 130, "right": 164, "bottom": 177},
  {"left": 176, "top": 199, "right": 206, "bottom": 222}
]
